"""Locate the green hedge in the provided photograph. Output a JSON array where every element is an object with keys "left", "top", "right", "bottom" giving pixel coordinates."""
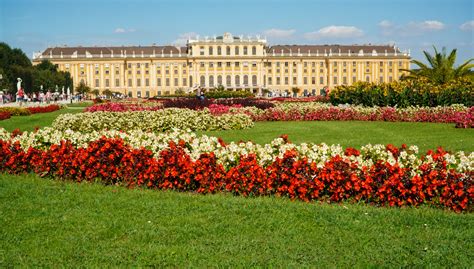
[{"left": 330, "top": 79, "right": 474, "bottom": 107}]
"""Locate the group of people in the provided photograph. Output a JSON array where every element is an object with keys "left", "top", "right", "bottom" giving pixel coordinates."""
[{"left": 0, "top": 90, "right": 71, "bottom": 105}]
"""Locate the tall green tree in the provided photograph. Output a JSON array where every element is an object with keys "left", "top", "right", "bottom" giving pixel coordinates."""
[
  {"left": 75, "top": 81, "right": 91, "bottom": 95},
  {"left": 403, "top": 46, "right": 473, "bottom": 84}
]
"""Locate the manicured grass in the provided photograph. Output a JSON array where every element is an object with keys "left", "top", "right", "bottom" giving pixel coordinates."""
[
  {"left": 66, "top": 101, "right": 93, "bottom": 107},
  {"left": 0, "top": 173, "right": 472, "bottom": 267},
  {"left": 201, "top": 121, "right": 474, "bottom": 153},
  {"left": 0, "top": 108, "right": 84, "bottom": 132}
]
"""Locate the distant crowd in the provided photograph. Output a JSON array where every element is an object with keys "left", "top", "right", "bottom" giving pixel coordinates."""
[{"left": 0, "top": 91, "right": 84, "bottom": 105}]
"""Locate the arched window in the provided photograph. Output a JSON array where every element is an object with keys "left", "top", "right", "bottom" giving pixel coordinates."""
[
  {"left": 243, "top": 75, "right": 249, "bottom": 86},
  {"left": 217, "top": 75, "right": 222, "bottom": 86},
  {"left": 217, "top": 46, "right": 222, "bottom": 55},
  {"left": 235, "top": 46, "right": 239, "bottom": 55},
  {"left": 209, "top": 75, "right": 214, "bottom": 87},
  {"left": 252, "top": 46, "right": 257, "bottom": 55},
  {"left": 226, "top": 75, "right": 231, "bottom": 86},
  {"left": 235, "top": 75, "right": 240, "bottom": 86},
  {"left": 200, "top": 75, "right": 206, "bottom": 87},
  {"left": 209, "top": 46, "right": 213, "bottom": 55},
  {"left": 243, "top": 46, "right": 248, "bottom": 55},
  {"left": 226, "top": 46, "right": 231, "bottom": 55},
  {"left": 252, "top": 75, "right": 257, "bottom": 86}
]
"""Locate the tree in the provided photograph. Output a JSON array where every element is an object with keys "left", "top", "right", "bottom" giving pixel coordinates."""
[
  {"left": 402, "top": 46, "right": 474, "bottom": 84},
  {"left": 91, "top": 89, "right": 100, "bottom": 97},
  {"left": 75, "top": 81, "right": 91, "bottom": 95},
  {"left": 102, "top": 89, "right": 112, "bottom": 98},
  {"left": 291, "top": 87, "right": 300, "bottom": 97}
]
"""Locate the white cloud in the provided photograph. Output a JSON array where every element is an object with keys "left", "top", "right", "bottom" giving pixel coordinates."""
[
  {"left": 304, "top": 26, "right": 364, "bottom": 40},
  {"left": 173, "top": 32, "right": 199, "bottom": 45},
  {"left": 460, "top": 20, "right": 474, "bottom": 31},
  {"left": 262, "top": 28, "right": 296, "bottom": 39},
  {"left": 379, "top": 20, "right": 445, "bottom": 36},
  {"left": 415, "top": 20, "right": 445, "bottom": 31},
  {"left": 114, "top": 28, "right": 136, "bottom": 34},
  {"left": 378, "top": 20, "right": 393, "bottom": 28}
]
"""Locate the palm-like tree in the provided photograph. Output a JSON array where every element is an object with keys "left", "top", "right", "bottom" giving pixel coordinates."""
[{"left": 402, "top": 46, "right": 473, "bottom": 84}]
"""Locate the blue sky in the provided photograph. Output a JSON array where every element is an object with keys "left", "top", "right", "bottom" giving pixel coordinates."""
[{"left": 1, "top": 0, "right": 473, "bottom": 64}]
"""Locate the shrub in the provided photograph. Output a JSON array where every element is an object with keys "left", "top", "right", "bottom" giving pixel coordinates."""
[
  {"left": 0, "top": 107, "right": 30, "bottom": 116},
  {"left": 329, "top": 78, "right": 474, "bottom": 107}
]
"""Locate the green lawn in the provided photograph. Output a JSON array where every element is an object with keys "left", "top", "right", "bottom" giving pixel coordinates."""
[
  {"left": 0, "top": 173, "right": 472, "bottom": 267},
  {"left": 201, "top": 121, "right": 474, "bottom": 153},
  {"left": 0, "top": 107, "right": 84, "bottom": 132}
]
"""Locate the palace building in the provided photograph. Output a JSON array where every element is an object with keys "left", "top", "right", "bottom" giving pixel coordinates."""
[{"left": 32, "top": 32, "right": 411, "bottom": 97}]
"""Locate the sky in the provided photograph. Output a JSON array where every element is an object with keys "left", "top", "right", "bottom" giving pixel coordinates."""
[{"left": 0, "top": 0, "right": 473, "bottom": 64}]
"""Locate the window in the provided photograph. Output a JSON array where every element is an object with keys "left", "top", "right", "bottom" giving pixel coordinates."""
[
  {"left": 226, "top": 46, "right": 231, "bottom": 55},
  {"left": 293, "top": 77, "right": 297, "bottom": 84},
  {"left": 157, "top": 69, "right": 161, "bottom": 74},
  {"left": 252, "top": 75, "right": 257, "bottom": 86},
  {"left": 304, "top": 77, "right": 308, "bottom": 84},
  {"left": 209, "top": 62, "right": 214, "bottom": 68},
  {"left": 389, "top": 61, "right": 393, "bottom": 66},
  {"left": 320, "top": 62, "right": 324, "bottom": 67},
  {"left": 95, "top": 79, "right": 99, "bottom": 87},
  {"left": 174, "top": 78, "right": 178, "bottom": 86},
  {"left": 352, "top": 76, "right": 356, "bottom": 83},
  {"left": 379, "top": 61, "right": 383, "bottom": 66},
  {"left": 268, "top": 77, "right": 272, "bottom": 85},
  {"left": 252, "top": 46, "right": 256, "bottom": 55},
  {"left": 200, "top": 75, "right": 205, "bottom": 86},
  {"left": 144, "top": 78, "right": 149, "bottom": 87},
  {"left": 217, "top": 62, "right": 222, "bottom": 68},
  {"left": 235, "top": 75, "right": 240, "bottom": 86},
  {"left": 105, "top": 79, "right": 109, "bottom": 87},
  {"left": 334, "top": 62, "right": 338, "bottom": 67},
  {"left": 235, "top": 62, "right": 240, "bottom": 67},
  {"left": 145, "top": 63, "right": 149, "bottom": 68},
  {"left": 366, "top": 61, "right": 370, "bottom": 66},
  {"left": 285, "top": 62, "right": 289, "bottom": 67},
  {"left": 353, "top": 61, "right": 356, "bottom": 67},
  {"left": 389, "top": 76, "right": 393, "bottom": 82},
  {"left": 243, "top": 75, "right": 249, "bottom": 86},
  {"left": 398, "top": 61, "right": 402, "bottom": 67},
  {"left": 343, "top": 62, "right": 347, "bottom": 67},
  {"left": 128, "top": 79, "right": 132, "bottom": 87},
  {"left": 343, "top": 77, "right": 347, "bottom": 84},
  {"left": 252, "top": 62, "right": 257, "bottom": 68},
  {"left": 200, "top": 63, "right": 205, "bottom": 68},
  {"left": 320, "top": 77, "right": 324, "bottom": 84},
  {"left": 235, "top": 46, "right": 239, "bottom": 55},
  {"left": 276, "top": 77, "right": 281, "bottom": 85},
  {"left": 137, "top": 70, "right": 141, "bottom": 75},
  {"left": 174, "top": 69, "right": 178, "bottom": 75},
  {"left": 165, "top": 70, "right": 169, "bottom": 74},
  {"left": 115, "top": 79, "right": 120, "bottom": 87},
  {"left": 145, "top": 91, "right": 150, "bottom": 98},
  {"left": 353, "top": 68, "right": 356, "bottom": 73},
  {"left": 128, "top": 91, "right": 132, "bottom": 97},
  {"left": 200, "top": 46, "right": 205, "bottom": 56},
  {"left": 312, "top": 77, "right": 316, "bottom": 84},
  {"left": 166, "top": 78, "right": 170, "bottom": 86},
  {"left": 243, "top": 46, "right": 248, "bottom": 55},
  {"left": 209, "top": 46, "right": 213, "bottom": 55},
  {"left": 366, "top": 76, "right": 370, "bottom": 82},
  {"left": 333, "top": 76, "right": 338, "bottom": 84},
  {"left": 157, "top": 78, "right": 162, "bottom": 86},
  {"left": 137, "top": 79, "right": 141, "bottom": 87},
  {"left": 209, "top": 75, "right": 214, "bottom": 87},
  {"left": 217, "top": 75, "right": 222, "bottom": 85},
  {"left": 284, "top": 77, "right": 289, "bottom": 85},
  {"left": 217, "top": 46, "right": 222, "bottom": 55},
  {"left": 379, "top": 76, "right": 384, "bottom": 83},
  {"left": 320, "top": 69, "right": 324, "bottom": 73},
  {"left": 226, "top": 75, "right": 231, "bottom": 86},
  {"left": 182, "top": 78, "right": 187, "bottom": 86},
  {"left": 116, "top": 69, "right": 119, "bottom": 75},
  {"left": 127, "top": 63, "right": 131, "bottom": 68},
  {"left": 189, "top": 76, "right": 193, "bottom": 86},
  {"left": 226, "top": 62, "right": 231, "bottom": 67},
  {"left": 304, "top": 62, "right": 308, "bottom": 67},
  {"left": 380, "top": 68, "right": 383, "bottom": 73},
  {"left": 95, "top": 70, "right": 99, "bottom": 75},
  {"left": 137, "top": 63, "right": 140, "bottom": 67},
  {"left": 137, "top": 91, "right": 141, "bottom": 98}
]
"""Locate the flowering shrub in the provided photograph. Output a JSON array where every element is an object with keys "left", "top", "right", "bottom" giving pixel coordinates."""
[
  {"left": 269, "top": 96, "right": 330, "bottom": 103},
  {"left": 0, "top": 128, "right": 472, "bottom": 212},
  {"left": 85, "top": 102, "right": 162, "bottom": 112},
  {"left": 0, "top": 112, "right": 11, "bottom": 121},
  {"left": 52, "top": 109, "right": 254, "bottom": 132}
]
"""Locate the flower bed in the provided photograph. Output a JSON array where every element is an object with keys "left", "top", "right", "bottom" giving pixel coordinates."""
[
  {"left": 0, "top": 105, "right": 61, "bottom": 116},
  {"left": 52, "top": 108, "right": 254, "bottom": 132},
  {"left": 0, "top": 112, "right": 11, "bottom": 121},
  {"left": 229, "top": 103, "right": 473, "bottom": 128},
  {"left": 0, "top": 128, "right": 472, "bottom": 212},
  {"left": 26, "top": 104, "right": 61, "bottom": 114}
]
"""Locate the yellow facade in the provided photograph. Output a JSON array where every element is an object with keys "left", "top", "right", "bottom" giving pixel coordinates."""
[{"left": 33, "top": 32, "right": 411, "bottom": 97}]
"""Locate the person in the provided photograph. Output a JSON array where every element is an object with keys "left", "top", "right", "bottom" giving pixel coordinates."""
[
  {"left": 46, "top": 90, "right": 51, "bottom": 104},
  {"left": 17, "top": 87, "right": 24, "bottom": 106}
]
